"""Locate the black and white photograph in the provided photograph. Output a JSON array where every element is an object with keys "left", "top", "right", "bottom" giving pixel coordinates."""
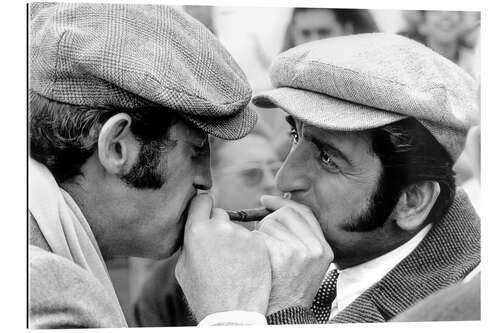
[{"left": 14, "top": 0, "right": 492, "bottom": 330}]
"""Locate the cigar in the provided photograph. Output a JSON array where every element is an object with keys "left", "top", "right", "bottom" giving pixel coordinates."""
[{"left": 226, "top": 207, "right": 272, "bottom": 222}]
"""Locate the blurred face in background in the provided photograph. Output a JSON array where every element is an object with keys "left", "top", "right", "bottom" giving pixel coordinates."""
[
  {"left": 291, "top": 9, "right": 351, "bottom": 46},
  {"left": 211, "top": 134, "right": 281, "bottom": 210},
  {"left": 419, "top": 11, "right": 463, "bottom": 45}
]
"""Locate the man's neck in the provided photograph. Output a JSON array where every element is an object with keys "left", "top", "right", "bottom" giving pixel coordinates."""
[
  {"left": 60, "top": 180, "right": 113, "bottom": 260},
  {"left": 334, "top": 224, "right": 433, "bottom": 270}
]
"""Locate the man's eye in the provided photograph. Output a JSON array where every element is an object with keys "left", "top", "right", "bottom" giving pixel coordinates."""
[
  {"left": 319, "top": 150, "right": 339, "bottom": 170},
  {"left": 289, "top": 128, "right": 299, "bottom": 144}
]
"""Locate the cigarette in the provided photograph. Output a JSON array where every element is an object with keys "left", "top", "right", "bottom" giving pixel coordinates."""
[{"left": 226, "top": 207, "right": 272, "bottom": 222}]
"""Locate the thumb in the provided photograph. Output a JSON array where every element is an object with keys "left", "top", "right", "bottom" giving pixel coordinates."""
[{"left": 185, "top": 193, "right": 213, "bottom": 231}]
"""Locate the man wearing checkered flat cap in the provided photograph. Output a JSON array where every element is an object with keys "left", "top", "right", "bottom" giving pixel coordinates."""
[
  {"left": 249, "top": 32, "right": 480, "bottom": 324},
  {"left": 28, "top": 3, "right": 276, "bottom": 328}
]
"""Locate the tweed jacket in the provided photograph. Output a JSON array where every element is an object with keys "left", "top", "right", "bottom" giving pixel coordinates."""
[
  {"left": 28, "top": 214, "right": 127, "bottom": 328},
  {"left": 267, "top": 189, "right": 480, "bottom": 324},
  {"left": 392, "top": 273, "right": 480, "bottom": 321}
]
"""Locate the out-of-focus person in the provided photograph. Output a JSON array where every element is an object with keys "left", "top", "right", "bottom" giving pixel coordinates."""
[
  {"left": 282, "top": 8, "right": 379, "bottom": 51},
  {"left": 133, "top": 129, "right": 281, "bottom": 326},
  {"left": 398, "top": 10, "right": 426, "bottom": 44},
  {"left": 454, "top": 125, "right": 481, "bottom": 214},
  {"left": 416, "top": 10, "right": 479, "bottom": 75},
  {"left": 210, "top": 130, "right": 281, "bottom": 211}
]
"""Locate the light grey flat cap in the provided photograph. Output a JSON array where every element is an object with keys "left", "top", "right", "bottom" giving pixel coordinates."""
[
  {"left": 30, "top": 3, "right": 256, "bottom": 140},
  {"left": 253, "top": 33, "right": 479, "bottom": 161}
]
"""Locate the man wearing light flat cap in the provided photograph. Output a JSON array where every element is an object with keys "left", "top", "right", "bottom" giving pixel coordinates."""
[
  {"left": 29, "top": 3, "right": 281, "bottom": 328},
  {"left": 249, "top": 32, "right": 480, "bottom": 324}
]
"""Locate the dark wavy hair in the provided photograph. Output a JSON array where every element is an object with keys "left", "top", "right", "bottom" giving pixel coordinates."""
[
  {"left": 369, "top": 117, "right": 456, "bottom": 228},
  {"left": 29, "top": 90, "right": 179, "bottom": 188}
]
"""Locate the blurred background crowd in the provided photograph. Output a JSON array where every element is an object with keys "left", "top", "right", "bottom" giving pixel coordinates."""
[{"left": 105, "top": 6, "right": 481, "bottom": 325}]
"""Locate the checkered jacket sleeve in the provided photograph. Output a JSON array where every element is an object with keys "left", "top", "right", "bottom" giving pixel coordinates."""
[{"left": 266, "top": 307, "right": 318, "bottom": 325}]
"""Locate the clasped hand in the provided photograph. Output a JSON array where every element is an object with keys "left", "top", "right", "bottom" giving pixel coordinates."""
[
  {"left": 175, "top": 193, "right": 333, "bottom": 322},
  {"left": 255, "top": 195, "right": 334, "bottom": 315}
]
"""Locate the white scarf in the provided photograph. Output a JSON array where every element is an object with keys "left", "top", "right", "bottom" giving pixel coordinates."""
[{"left": 29, "top": 158, "right": 127, "bottom": 325}]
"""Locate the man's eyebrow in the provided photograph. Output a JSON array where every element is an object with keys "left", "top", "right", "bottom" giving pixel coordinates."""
[{"left": 309, "top": 135, "right": 353, "bottom": 167}]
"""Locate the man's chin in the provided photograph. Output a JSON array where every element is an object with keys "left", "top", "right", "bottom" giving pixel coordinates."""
[{"left": 153, "top": 232, "right": 184, "bottom": 259}]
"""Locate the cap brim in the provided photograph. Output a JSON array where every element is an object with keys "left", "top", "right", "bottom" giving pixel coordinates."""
[
  {"left": 252, "top": 87, "right": 406, "bottom": 131},
  {"left": 184, "top": 106, "right": 258, "bottom": 140}
]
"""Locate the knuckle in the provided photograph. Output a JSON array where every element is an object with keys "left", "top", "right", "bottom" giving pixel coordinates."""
[
  {"left": 323, "top": 247, "right": 334, "bottom": 262},
  {"left": 293, "top": 243, "right": 308, "bottom": 259},
  {"left": 278, "top": 206, "right": 294, "bottom": 216},
  {"left": 309, "top": 244, "right": 324, "bottom": 259}
]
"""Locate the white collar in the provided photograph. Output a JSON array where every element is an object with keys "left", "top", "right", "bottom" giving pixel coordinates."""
[{"left": 329, "top": 224, "right": 432, "bottom": 318}]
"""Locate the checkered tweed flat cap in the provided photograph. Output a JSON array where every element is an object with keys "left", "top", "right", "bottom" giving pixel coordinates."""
[
  {"left": 30, "top": 3, "right": 256, "bottom": 140},
  {"left": 253, "top": 33, "right": 479, "bottom": 161}
]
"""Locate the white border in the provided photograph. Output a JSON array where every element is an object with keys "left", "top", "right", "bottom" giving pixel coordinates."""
[{"left": 1, "top": 0, "right": 498, "bottom": 332}]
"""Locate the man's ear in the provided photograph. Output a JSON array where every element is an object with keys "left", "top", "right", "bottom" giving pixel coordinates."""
[
  {"left": 393, "top": 181, "right": 440, "bottom": 232},
  {"left": 97, "top": 113, "right": 140, "bottom": 176}
]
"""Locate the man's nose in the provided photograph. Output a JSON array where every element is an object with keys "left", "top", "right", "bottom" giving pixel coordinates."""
[{"left": 276, "top": 148, "right": 310, "bottom": 194}]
